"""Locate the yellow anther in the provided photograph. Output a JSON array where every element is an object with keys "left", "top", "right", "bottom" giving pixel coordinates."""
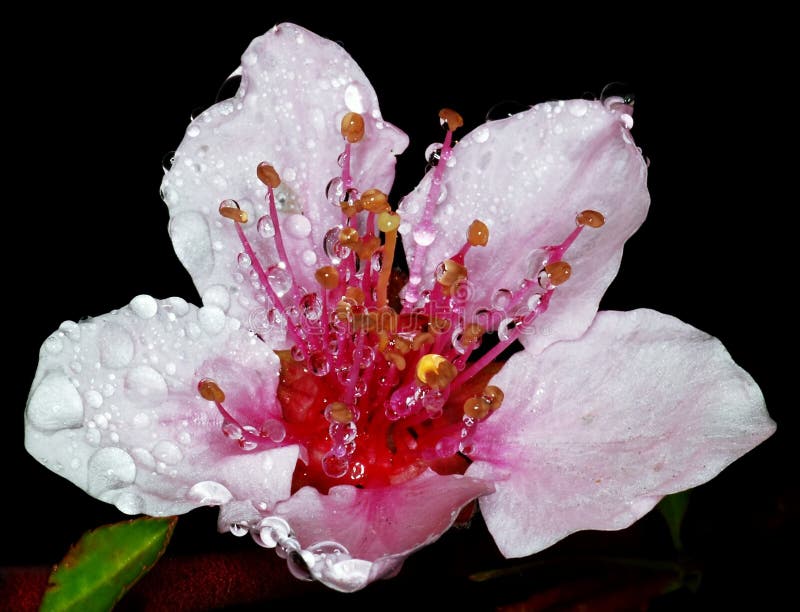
[
  {"left": 198, "top": 379, "right": 225, "bottom": 403},
  {"left": 360, "top": 189, "right": 390, "bottom": 213},
  {"left": 378, "top": 212, "right": 401, "bottom": 233},
  {"left": 326, "top": 401, "right": 354, "bottom": 424},
  {"left": 218, "top": 199, "right": 248, "bottom": 224},
  {"left": 340, "top": 197, "right": 362, "bottom": 218},
  {"left": 416, "top": 354, "right": 457, "bottom": 390},
  {"left": 467, "top": 220, "right": 489, "bottom": 247},
  {"left": 339, "top": 226, "right": 360, "bottom": 247},
  {"left": 315, "top": 265, "right": 340, "bottom": 290},
  {"left": 439, "top": 108, "right": 464, "bottom": 132},
  {"left": 256, "top": 162, "right": 281, "bottom": 188},
  {"left": 483, "top": 386, "right": 504, "bottom": 411},
  {"left": 544, "top": 261, "right": 572, "bottom": 286},
  {"left": 463, "top": 396, "right": 491, "bottom": 420},
  {"left": 435, "top": 259, "right": 468, "bottom": 288},
  {"left": 341, "top": 112, "right": 365, "bottom": 143},
  {"left": 576, "top": 209, "right": 605, "bottom": 228}
]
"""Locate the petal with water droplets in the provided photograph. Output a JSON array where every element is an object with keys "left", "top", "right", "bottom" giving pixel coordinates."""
[{"left": 466, "top": 309, "right": 775, "bottom": 557}]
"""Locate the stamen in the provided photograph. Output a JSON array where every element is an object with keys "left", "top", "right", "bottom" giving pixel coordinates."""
[
  {"left": 376, "top": 212, "right": 401, "bottom": 309},
  {"left": 198, "top": 379, "right": 225, "bottom": 403},
  {"left": 438, "top": 108, "right": 464, "bottom": 132},
  {"left": 543, "top": 261, "right": 572, "bottom": 286},
  {"left": 315, "top": 266, "right": 339, "bottom": 290},
  {"left": 340, "top": 112, "right": 365, "bottom": 143},
  {"left": 416, "top": 354, "right": 457, "bottom": 390},
  {"left": 467, "top": 220, "right": 489, "bottom": 247},
  {"left": 576, "top": 209, "right": 605, "bottom": 228}
]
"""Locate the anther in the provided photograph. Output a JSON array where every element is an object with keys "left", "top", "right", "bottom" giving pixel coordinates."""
[
  {"left": 360, "top": 189, "right": 390, "bottom": 213},
  {"left": 483, "top": 386, "right": 504, "bottom": 411},
  {"left": 218, "top": 199, "right": 248, "bottom": 224},
  {"left": 415, "top": 354, "right": 457, "bottom": 390},
  {"left": 315, "top": 265, "right": 340, "bottom": 290},
  {"left": 339, "top": 226, "right": 360, "bottom": 247},
  {"left": 463, "top": 396, "right": 491, "bottom": 420},
  {"left": 576, "top": 209, "right": 605, "bottom": 228},
  {"left": 325, "top": 401, "right": 354, "bottom": 424},
  {"left": 256, "top": 162, "right": 281, "bottom": 188},
  {"left": 439, "top": 108, "right": 464, "bottom": 132},
  {"left": 461, "top": 323, "right": 485, "bottom": 346},
  {"left": 198, "top": 379, "right": 225, "bottom": 403},
  {"left": 543, "top": 261, "right": 572, "bottom": 286},
  {"left": 345, "top": 286, "right": 365, "bottom": 304},
  {"left": 467, "top": 220, "right": 489, "bottom": 247},
  {"left": 341, "top": 112, "right": 365, "bottom": 143},
  {"left": 411, "top": 332, "right": 435, "bottom": 351},
  {"left": 435, "top": 259, "right": 468, "bottom": 288},
  {"left": 377, "top": 212, "right": 402, "bottom": 233}
]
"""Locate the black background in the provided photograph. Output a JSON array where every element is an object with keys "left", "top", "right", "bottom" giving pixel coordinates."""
[{"left": 6, "top": 8, "right": 793, "bottom": 610}]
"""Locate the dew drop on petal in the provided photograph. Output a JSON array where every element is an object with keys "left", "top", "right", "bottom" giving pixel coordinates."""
[
  {"left": 130, "top": 295, "right": 158, "bottom": 319},
  {"left": 153, "top": 440, "right": 183, "bottom": 465},
  {"left": 188, "top": 480, "right": 233, "bottom": 505},
  {"left": 27, "top": 374, "right": 84, "bottom": 431},
  {"left": 285, "top": 214, "right": 312, "bottom": 238},
  {"left": 87, "top": 448, "right": 136, "bottom": 495}
]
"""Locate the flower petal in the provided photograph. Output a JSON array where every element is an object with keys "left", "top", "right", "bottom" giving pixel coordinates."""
[
  {"left": 466, "top": 309, "right": 775, "bottom": 558},
  {"left": 272, "top": 470, "right": 492, "bottom": 591},
  {"left": 398, "top": 99, "right": 648, "bottom": 353},
  {"left": 25, "top": 296, "right": 298, "bottom": 521},
  {"left": 162, "top": 23, "right": 408, "bottom": 325}
]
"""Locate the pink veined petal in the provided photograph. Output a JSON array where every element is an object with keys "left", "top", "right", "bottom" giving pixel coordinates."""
[
  {"left": 466, "top": 308, "right": 775, "bottom": 558},
  {"left": 25, "top": 296, "right": 297, "bottom": 525},
  {"left": 397, "top": 99, "right": 649, "bottom": 354},
  {"left": 162, "top": 23, "right": 408, "bottom": 326},
  {"left": 271, "top": 470, "right": 493, "bottom": 591}
]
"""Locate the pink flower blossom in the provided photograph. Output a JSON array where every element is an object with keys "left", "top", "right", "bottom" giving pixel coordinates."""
[{"left": 25, "top": 23, "right": 774, "bottom": 592}]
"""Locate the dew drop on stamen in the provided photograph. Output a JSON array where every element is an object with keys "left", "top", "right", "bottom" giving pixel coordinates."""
[
  {"left": 267, "top": 265, "right": 293, "bottom": 297},
  {"left": 257, "top": 215, "right": 276, "bottom": 238}
]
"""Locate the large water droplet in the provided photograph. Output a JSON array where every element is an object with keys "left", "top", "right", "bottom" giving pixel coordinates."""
[
  {"left": 188, "top": 480, "right": 233, "bottom": 505},
  {"left": 322, "top": 452, "right": 349, "bottom": 478},
  {"left": 413, "top": 227, "right": 437, "bottom": 247},
  {"left": 125, "top": 366, "right": 168, "bottom": 400},
  {"left": 267, "top": 265, "right": 293, "bottom": 297},
  {"left": 325, "top": 177, "right": 344, "bottom": 207},
  {"left": 323, "top": 226, "right": 351, "bottom": 264},
  {"left": 87, "top": 448, "right": 136, "bottom": 495},
  {"left": 116, "top": 492, "right": 145, "bottom": 515},
  {"left": 198, "top": 306, "right": 227, "bottom": 335},
  {"left": 257, "top": 215, "right": 275, "bottom": 238},
  {"left": 473, "top": 125, "right": 490, "bottom": 143},
  {"left": 424, "top": 143, "right": 442, "bottom": 165},
  {"left": 153, "top": 440, "right": 183, "bottom": 464},
  {"left": 27, "top": 374, "right": 84, "bottom": 431},
  {"left": 285, "top": 214, "right": 312, "bottom": 238}
]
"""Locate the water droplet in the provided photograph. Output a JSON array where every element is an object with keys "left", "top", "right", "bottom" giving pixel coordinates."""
[
  {"left": 153, "top": 440, "right": 183, "bottom": 464},
  {"left": 323, "top": 226, "right": 351, "bottom": 264},
  {"left": 237, "top": 252, "right": 252, "bottom": 269},
  {"left": 43, "top": 335, "right": 64, "bottom": 354},
  {"left": 84, "top": 390, "right": 103, "bottom": 409},
  {"left": 27, "top": 374, "right": 84, "bottom": 431},
  {"left": 178, "top": 431, "right": 192, "bottom": 445},
  {"left": 424, "top": 143, "right": 442, "bottom": 165},
  {"left": 486, "top": 100, "right": 529, "bottom": 121},
  {"left": 301, "top": 249, "right": 317, "bottom": 266},
  {"left": 446, "top": 155, "right": 457, "bottom": 168},
  {"left": 413, "top": 227, "right": 437, "bottom": 246},
  {"left": 322, "top": 452, "right": 349, "bottom": 478},
  {"left": 497, "top": 317, "right": 518, "bottom": 342},
  {"left": 473, "top": 125, "right": 490, "bottom": 143},
  {"left": 222, "top": 421, "right": 243, "bottom": 441},
  {"left": 59, "top": 320, "right": 81, "bottom": 340},
  {"left": 285, "top": 214, "right": 312, "bottom": 238},
  {"left": 329, "top": 421, "right": 357, "bottom": 445},
  {"left": 526, "top": 248, "right": 549, "bottom": 279},
  {"left": 256, "top": 516, "right": 292, "bottom": 548},
  {"left": 188, "top": 480, "right": 233, "bottom": 505},
  {"left": 267, "top": 265, "right": 293, "bottom": 297},
  {"left": 161, "top": 151, "right": 175, "bottom": 172},
  {"left": 620, "top": 113, "right": 634, "bottom": 129},
  {"left": 125, "top": 366, "right": 168, "bottom": 400},
  {"left": 299, "top": 293, "right": 322, "bottom": 322},
  {"left": 87, "top": 448, "right": 136, "bottom": 495},
  {"left": 344, "top": 82, "right": 368, "bottom": 113},
  {"left": 187, "top": 125, "right": 200, "bottom": 138},
  {"left": 98, "top": 324, "right": 135, "bottom": 369},
  {"left": 325, "top": 177, "right": 344, "bottom": 207},
  {"left": 527, "top": 293, "right": 543, "bottom": 311},
  {"left": 567, "top": 99, "right": 589, "bottom": 117},
  {"left": 198, "top": 306, "right": 227, "bottom": 335},
  {"left": 116, "top": 492, "right": 145, "bottom": 515},
  {"left": 262, "top": 419, "right": 286, "bottom": 443},
  {"left": 230, "top": 522, "right": 249, "bottom": 537},
  {"left": 491, "top": 288, "right": 514, "bottom": 313}
]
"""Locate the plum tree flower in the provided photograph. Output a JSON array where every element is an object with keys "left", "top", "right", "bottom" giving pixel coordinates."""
[{"left": 25, "top": 23, "right": 774, "bottom": 593}]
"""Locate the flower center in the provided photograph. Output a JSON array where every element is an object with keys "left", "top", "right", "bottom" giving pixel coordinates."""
[{"left": 198, "top": 109, "right": 604, "bottom": 492}]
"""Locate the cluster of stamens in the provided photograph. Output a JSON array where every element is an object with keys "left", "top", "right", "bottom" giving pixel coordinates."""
[{"left": 198, "top": 108, "right": 605, "bottom": 491}]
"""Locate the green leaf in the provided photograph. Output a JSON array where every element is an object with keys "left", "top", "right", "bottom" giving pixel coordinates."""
[
  {"left": 657, "top": 490, "right": 691, "bottom": 551},
  {"left": 40, "top": 516, "right": 177, "bottom": 612}
]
